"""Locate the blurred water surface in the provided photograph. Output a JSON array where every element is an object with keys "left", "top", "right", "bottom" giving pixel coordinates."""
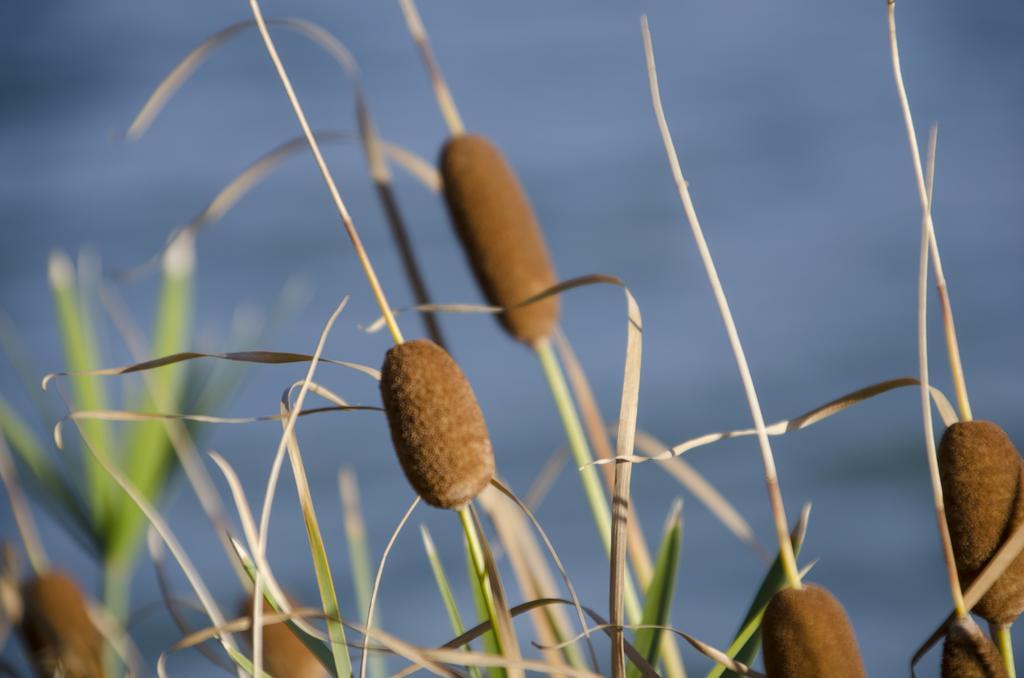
[{"left": 2, "top": 1, "right": 1023, "bottom": 674}]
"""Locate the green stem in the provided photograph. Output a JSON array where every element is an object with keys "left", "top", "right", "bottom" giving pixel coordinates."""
[
  {"left": 534, "top": 339, "right": 643, "bottom": 623},
  {"left": 103, "top": 558, "right": 132, "bottom": 677},
  {"left": 459, "top": 506, "right": 506, "bottom": 658},
  {"left": 993, "top": 623, "right": 1016, "bottom": 678}
]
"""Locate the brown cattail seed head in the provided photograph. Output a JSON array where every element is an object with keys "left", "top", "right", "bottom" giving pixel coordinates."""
[
  {"left": 939, "top": 421, "right": 1024, "bottom": 624},
  {"left": 440, "top": 133, "right": 559, "bottom": 345},
  {"left": 761, "top": 584, "right": 866, "bottom": 678},
  {"left": 941, "top": 616, "right": 1008, "bottom": 678},
  {"left": 19, "top": 570, "right": 102, "bottom": 678},
  {"left": 380, "top": 339, "right": 495, "bottom": 509},
  {"left": 241, "top": 598, "right": 327, "bottom": 678}
]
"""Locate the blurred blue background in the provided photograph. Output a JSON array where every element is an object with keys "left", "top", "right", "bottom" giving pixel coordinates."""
[{"left": 2, "top": 0, "right": 1023, "bottom": 674}]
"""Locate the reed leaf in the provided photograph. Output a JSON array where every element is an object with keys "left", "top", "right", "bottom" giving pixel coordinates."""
[
  {"left": 421, "top": 525, "right": 482, "bottom": 678},
  {"left": 628, "top": 500, "right": 682, "bottom": 678},
  {"left": 48, "top": 251, "right": 114, "bottom": 531},
  {"left": 109, "top": 236, "right": 194, "bottom": 566},
  {"left": 232, "top": 540, "right": 338, "bottom": 676}
]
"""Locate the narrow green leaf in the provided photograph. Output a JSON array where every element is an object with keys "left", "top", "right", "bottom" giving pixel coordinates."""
[
  {"left": 465, "top": 535, "right": 503, "bottom": 678},
  {"left": 708, "top": 504, "right": 811, "bottom": 678},
  {"left": 421, "top": 525, "right": 482, "bottom": 678},
  {"left": 48, "top": 251, "right": 114, "bottom": 531},
  {"left": 233, "top": 539, "right": 338, "bottom": 676},
  {"left": 628, "top": 500, "right": 683, "bottom": 678},
  {"left": 108, "top": 237, "right": 194, "bottom": 564},
  {"left": 339, "top": 469, "right": 385, "bottom": 678}
]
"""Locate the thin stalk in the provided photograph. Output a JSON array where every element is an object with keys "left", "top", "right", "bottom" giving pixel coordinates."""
[
  {"left": 886, "top": 0, "right": 972, "bottom": 422},
  {"left": 397, "top": 0, "right": 465, "bottom": 136},
  {"left": 535, "top": 338, "right": 644, "bottom": 622},
  {"left": 993, "top": 624, "right": 1016, "bottom": 678},
  {"left": 642, "top": 16, "right": 800, "bottom": 589},
  {"left": 912, "top": 112, "right": 965, "bottom": 618},
  {"left": 247, "top": 0, "right": 403, "bottom": 346},
  {"left": 459, "top": 506, "right": 508, "bottom": 658}
]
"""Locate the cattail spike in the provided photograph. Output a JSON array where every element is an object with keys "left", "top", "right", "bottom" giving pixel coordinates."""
[
  {"left": 939, "top": 421, "right": 1024, "bottom": 624},
  {"left": 380, "top": 339, "right": 495, "bottom": 509},
  {"left": 942, "top": 616, "right": 1008, "bottom": 678},
  {"left": 19, "top": 571, "right": 103, "bottom": 678},
  {"left": 440, "top": 133, "right": 560, "bottom": 346},
  {"left": 761, "top": 584, "right": 866, "bottom": 678}
]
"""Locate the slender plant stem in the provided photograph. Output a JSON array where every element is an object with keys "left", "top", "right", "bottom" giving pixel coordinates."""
[
  {"left": 459, "top": 506, "right": 507, "bottom": 658},
  {"left": 642, "top": 16, "right": 800, "bottom": 590},
  {"left": 247, "top": 0, "right": 403, "bottom": 346},
  {"left": 534, "top": 338, "right": 644, "bottom": 623},
  {"left": 993, "top": 623, "right": 1016, "bottom": 678},
  {"left": 398, "top": 0, "right": 465, "bottom": 136},
  {"left": 886, "top": 0, "right": 972, "bottom": 422}
]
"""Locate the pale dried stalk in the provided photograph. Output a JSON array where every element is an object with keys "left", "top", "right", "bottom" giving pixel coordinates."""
[{"left": 641, "top": 16, "right": 799, "bottom": 589}]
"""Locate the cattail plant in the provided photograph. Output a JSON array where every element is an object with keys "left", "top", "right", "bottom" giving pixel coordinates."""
[
  {"left": 760, "top": 584, "right": 865, "bottom": 677},
  {"left": 241, "top": 598, "right": 327, "bottom": 678},
  {"left": 888, "top": 2, "right": 1022, "bottom": 673},
  {"left": 380, "top": 339, "right": 495, "bottom": 510},
  {"left": 939, "top": 422, "right": 1024, "bottom": 625},
  {"left": 942, "top": 616, "right": 1009, "bottom": 678},
  {"left": 642, "top": 16, "right": 866, "bottom": 677},
  {"left": 396, "top": 3, "right": 655, "bottom": 657},
  {"left": 19, "top": 570, "right": 103, "bottom": 678},
  {"left": 239, "top": 5, "right": 521, "bottom": 675}
]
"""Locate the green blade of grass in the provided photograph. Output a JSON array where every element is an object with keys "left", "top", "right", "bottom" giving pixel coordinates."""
[
  {"left": 48, "top": 251, "right": 114, "bottom": 532},
  {"left": 708, "top": 504, "right": 810, "bottom": 678},
  {"left": 420, "top": 524, "right": 483, "bottom": 678},
  {"left": 339, "top": 468, "right": 385, "bottom": 678},
  {"left": 109, "top": 236, "right": 194, "bottom": 565},
  {"left": 463, "top": 519, "right": 505, "bottom": 678},
  {"left": 628, "top": 500, "right": 683, "bottom": 678},
  {"left": 232, "top": 538, "right": 338, "bottom": 676},
  {"left": 282, "top": 421, "right": 353, "bottom": 678}
]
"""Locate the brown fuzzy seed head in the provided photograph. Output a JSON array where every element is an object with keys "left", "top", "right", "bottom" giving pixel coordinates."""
[
  {"left": 241, "top": 598, "right": 327, "bottom": 678},
  {"left": 939, "top": 421, "right": 1024, "bottom": 623},
  {"left": 440, "top": 133, "right": 559, "bottom": 345},
  {"left": 19, "top": 570, "right": 102, "bottom": 678},
  {"left": 380, "top": 339, "right": 495, "bottom": 509},
  {"left": 941, "top": 617, "right": 1008, "bottom": 678},
  {"left": 761, "top": 584, "right": 866, "bottom": 678}
]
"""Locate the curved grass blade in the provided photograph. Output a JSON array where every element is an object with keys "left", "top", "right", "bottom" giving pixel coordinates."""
[
  {"left": 632, "top": 429, "right": 762, "bottom": 558},
  {"left": 230, "top": 538, "right": 337, "bottom": 676},
  {"left": 628, "top": 500, "right": 682, "bottom": 678},
  {"left": 421, "top": 525, "right": 483, "bottom": 678},
  {"left": 707, "top": 503, "right": 810, "bottom": 678},
  {"left": 109, "top": 236, "right": 193, "bottom": 569},
  {"left": 596, "top": 376, "right": 957, "bottom": 466},
  {"left": 339, "top": 469, "right": 384, "bottom": 678},
  {"left": 42, "top": 350, "right": 380, "bottom": 389}
]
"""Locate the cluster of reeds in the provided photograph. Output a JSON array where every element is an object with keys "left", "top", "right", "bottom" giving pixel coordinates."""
[{"left": 0, "top": 1, "right": 1020, "bottom": 677}]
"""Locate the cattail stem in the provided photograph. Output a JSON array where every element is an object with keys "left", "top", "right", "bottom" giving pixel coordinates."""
[
  {"left": 642, "top": 16, "right": 800, "bottom": 590},
  {"left": 247, "top": 0, "right": 404, "bottom": 346},
  {"left": 398, "top": 0, "right": 465, "bottom": 136},
  {"left": 906, "top": 63, "right": 965, "bottom": 621},
  {"left": 534, "top": 339, "right": 644, "bottom": 622},
  {"left": 993, "top": 623, "right": 1017, "bottom": 678},
  {"left": 458, "top": 506, "right": 508, "bottom": 658},
  {"left": 886, "top": 0, "right": 972, "bottom": 423}
]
